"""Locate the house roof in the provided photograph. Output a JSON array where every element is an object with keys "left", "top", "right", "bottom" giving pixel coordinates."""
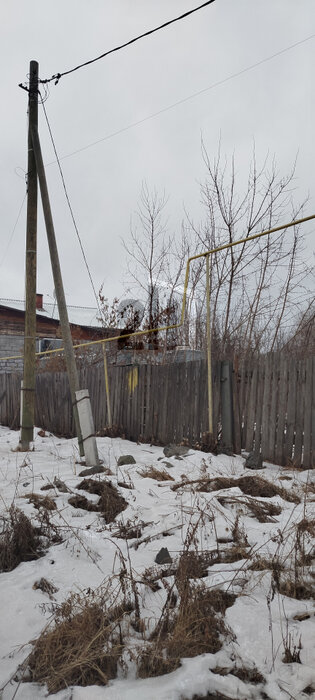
[{"left": 0, "top": 298, "right": 103, "bottom": 329}]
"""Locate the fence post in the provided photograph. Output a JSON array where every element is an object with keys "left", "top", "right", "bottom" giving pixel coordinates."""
[{"left": 220, "top": 360, "right": 234, "bottom": 453}]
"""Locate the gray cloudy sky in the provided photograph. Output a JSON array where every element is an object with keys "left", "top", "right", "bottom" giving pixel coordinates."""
[{"left": 1, "top": 0, "right": 314, "bottom": 308}]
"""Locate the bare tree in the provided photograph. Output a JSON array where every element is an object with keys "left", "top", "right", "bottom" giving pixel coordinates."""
[
  {"left": 186, "top": 144, "right": 313, "bottom": 359},
  {"left": 122, "top": 183, "right": 188, "bottom": 349}
]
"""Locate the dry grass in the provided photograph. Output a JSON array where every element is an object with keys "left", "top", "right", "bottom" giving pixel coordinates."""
[
  {"left": 27, "top": 591, "right": 133, "bottom": 693},
  {"left": 248, "top": 556, "right": 284, "bottom": 573},
  {"left": 0, "top": 506, "right": 43, "bottom": 572},
  {"left": 69, "top": 478, "right": 128, "bottom": 523},
  {"left": 218, "top": 495, "right": 282, "bottom": 523},
  {"left": 277, "top": 575, "right": 314, "bottom": 601},
  {"left": 26, "top": 493, "right": 57, "bottom": 511},
  {"left": 137, "top": 584, "right": 235, "bottom": 678},
  {"left": 297, "top": 518, "right": 315, "bottom": 536},
  {"left": 111, "top": 518, "right": 143, "bottom": 540},
  {"left": 186, "top": 695, "right": 231, "bottom": 700},
  {"left": 139, "top": 466, "right": 174, "bottom": 481},
  {"left": 197, "top": 475, "right": 299, "bottom": 503},
  {"left": 212, "top": 664, "right": 264, "bottom": 684},
  {"left": 33, "top": 578, "right": 58, "bottom": 598}
]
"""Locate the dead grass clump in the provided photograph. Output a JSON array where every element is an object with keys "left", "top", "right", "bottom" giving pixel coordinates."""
[
  {"left": 33, "top": 578, "right": 58, "bottom": 597},
  {"left": 26, "top": 493, "right": 57, "bottom": 511},
  {"left": 111, "top": 518, "right": 143, "bottom": 540},
  {"left": 137, "top": 585, "right": 235, "bottom": 678},
  {"left": 194, "top": 431, "right": 219, "bottom": 454},
  {"left": 212, "top": 664, "right": 264, "bottom": 684},
  {"left": 198, "top": 475, "right": 299, "bottom": 503},
  {"left": 0, "top": 506, "right": 42, "bottom": 572},
  {"left": 237, "top": 476, "right": 299, "bottom": 502},
  {"left": 197, "top": 476, "right": 234, "bottom": 493},
  {"left": 282, "top": 633, "right": 302, "bottom": 663},
  {"left": 68, "top": 494, "right": 97, "bottom": 512},
  {"left": 245, "top": 498, "right": 282, "bottom": 522},
  {"left": 27, "top": 591, "right": 132, "bottom": 693},
  {"left": 188, "top": 695, "right": 231, "bottom": 700},
  {"left": 139, "top": 466, "right": 174, "bottom": 481},
  {"left": 297, "top": 518, "right": 315, "bottom": 536},
  {"left": 248, "top": 556, "right": 284, "bottom": 573},
  {"left": 72, "top": 479, "right": 128, "bottom": 523},
  {"left": 176, "top": 551, "right": 211, "bottom": 579},
  {"left": 220, "top": 545, "right": 250, "bottom": 563},
  {"left": 277, "top": 576, "right": 314, "bottom": 601}
]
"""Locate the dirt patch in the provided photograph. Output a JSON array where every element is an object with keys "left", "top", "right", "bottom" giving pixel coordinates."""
[
  {"left": 27, "top": 591, "right": 133, "bottom": 693},
  {"left": 0, "top": 506, "right": 43, "bottom": 572},
  {"left": 137, "top": 585, "right": 235, "bottom": 678},
  {"left": 69, "top": 479, "right": 128, "bottom": 523}
]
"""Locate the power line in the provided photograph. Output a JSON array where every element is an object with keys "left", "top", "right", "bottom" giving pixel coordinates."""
[
  {"left": 0, "top": 193, "right": 27, "bottom": 268},
  {"left": 45, "top": 33, "right": 315, "bottom": 166},
  {"left": 40, "top": 96, "right": 102, "bottom": 315},
  {"left": 37, "top": 1, "right": 215, "bottom": 86}
]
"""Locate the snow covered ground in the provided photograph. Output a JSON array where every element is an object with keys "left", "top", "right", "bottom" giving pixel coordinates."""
[{"left": 0, "top": 426, "right": 314, "bottom": 700}]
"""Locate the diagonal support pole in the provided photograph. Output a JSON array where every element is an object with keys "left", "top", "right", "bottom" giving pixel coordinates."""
[{"left": 30, "top": 125, "right": 89, "bottom": 459}]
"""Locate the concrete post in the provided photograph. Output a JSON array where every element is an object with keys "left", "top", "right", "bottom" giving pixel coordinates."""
[{"left": 75, "top": 389, "right": 99, "bottom": 466}]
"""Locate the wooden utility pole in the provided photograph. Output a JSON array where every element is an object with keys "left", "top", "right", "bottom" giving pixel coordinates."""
[
  {"left": 30, "top": 125, "right": 85, "bottom": 457},
  {"left": 19, "top": 61, "right": 38, "bottom": 450}
]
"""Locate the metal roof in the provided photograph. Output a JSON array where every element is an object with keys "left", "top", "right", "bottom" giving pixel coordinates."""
[{"left": 0, "top": 299, "right": 103, "bottom": 328}]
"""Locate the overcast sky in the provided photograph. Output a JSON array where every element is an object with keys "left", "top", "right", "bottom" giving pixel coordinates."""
[{"left": 1, "top": 0, "right": 314, "bottom": 309}]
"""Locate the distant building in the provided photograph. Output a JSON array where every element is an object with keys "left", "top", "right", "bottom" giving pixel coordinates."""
[{"left": 0, "top": 294, "right": 118, "bottom": 372}]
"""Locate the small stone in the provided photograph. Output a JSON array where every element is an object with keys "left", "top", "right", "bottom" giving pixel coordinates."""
[
  {"left": 293, "top": 612, "right": 311, "bottom": 621},
  {"left": 117, "top": 455, "right": 136, "bottom": 466},
  {"left": 155, "top": 547, "right": 172, "bottom": 565},
  {"left": 78, "top": 465, "right": 106, "bottom": 477},
  {"left": 163, "top": 444, "right": 189, "bottom": 458},
  {"left": 244, "top": 451, "right": 264, "bottom": 469},
  {"left": 162, "top": 461, "right": 175, "bottom": 469}
]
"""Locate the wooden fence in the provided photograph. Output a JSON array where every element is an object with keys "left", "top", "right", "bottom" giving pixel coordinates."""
[
  {"left": 235, "top": 354, "right": 314, "bottom": 468},
  {"left": 0, "top": 354, "right": 313, "bottom": 467}
]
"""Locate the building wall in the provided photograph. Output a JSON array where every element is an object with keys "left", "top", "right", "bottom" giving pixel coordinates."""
[
  {"left": 0, "top": 306, "right": 120, "bottom": 373},
  {"left": 0, "top": 334, "right": 24, "bottom": 373}
]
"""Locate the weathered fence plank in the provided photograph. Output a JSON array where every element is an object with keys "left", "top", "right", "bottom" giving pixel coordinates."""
[
  {"left": 275, "top": 356, "right": 288, "bottom": 466},
  {"left": 303, "top": 357, "right": 313, "bottom": 467},
  {"left": 294, "top": 360, "right": 305, "bottom": 466}
]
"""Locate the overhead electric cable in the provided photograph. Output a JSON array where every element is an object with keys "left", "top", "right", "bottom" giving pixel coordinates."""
[
  {"left": 45, "top": 33, "right": 315, "bottom": 166},
  {"left": 40, "top": 96, "right": 102, "bottom": 316},
  {"left": 0, "top": 193, "right": 27, "bottom": 268},
  {"left": 31, "top": 1, "right": 216, "bottom": 86}
]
